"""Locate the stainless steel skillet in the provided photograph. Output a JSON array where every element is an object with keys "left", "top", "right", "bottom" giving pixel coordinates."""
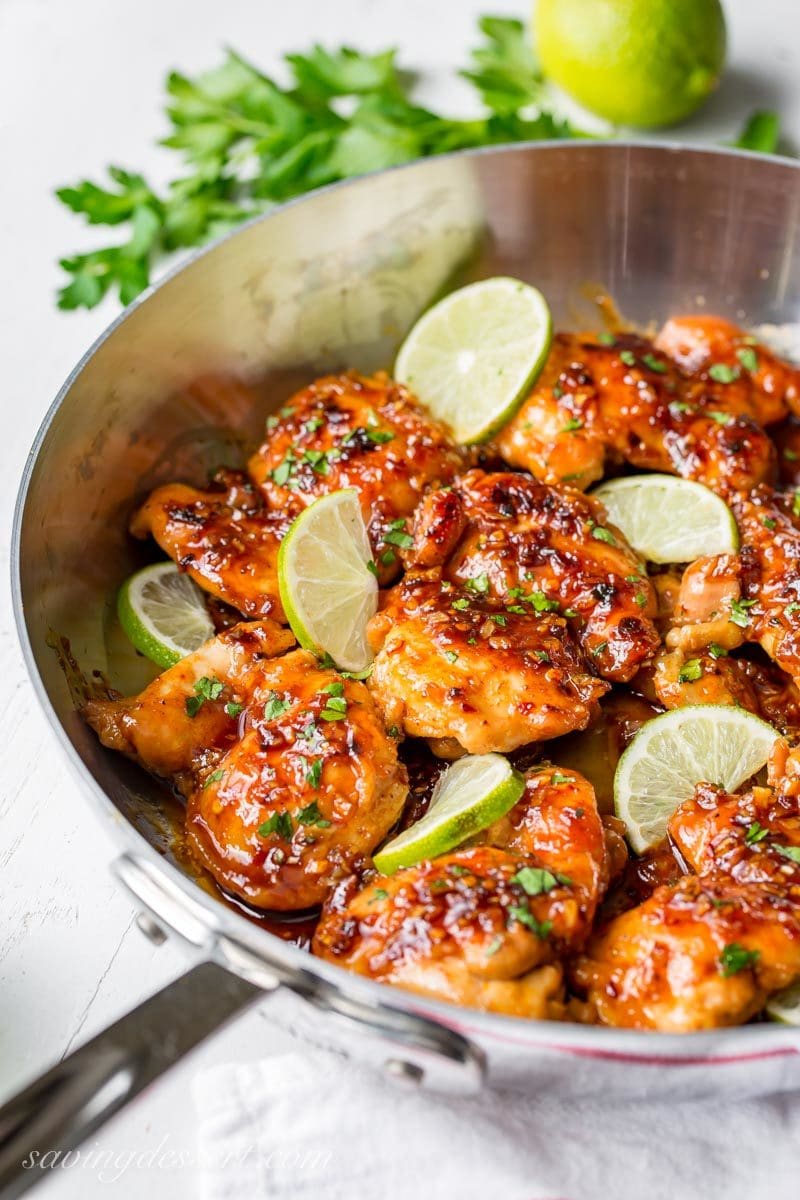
[{"left": 5, "top": 142, "right": 800, "bottom": 1198}]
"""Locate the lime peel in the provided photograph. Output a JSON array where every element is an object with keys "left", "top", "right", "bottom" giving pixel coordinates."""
[
  {"left": 591, "top": 474, "right": 738, "bottom": 564},
  {"left": 117, "top": 561, "right": 215, "bottom": 670},
  {"left": 394, "top": 276, "right": 553, "bottom": 444},
  {"left": 614, "top": 705, "right": 780, "bottom": 854},
  {"left": 278, "top": 488, "right": 377, "bottom": 673},
  {"left": 374, "top": 753, "right": 525, "bottom": 874}
]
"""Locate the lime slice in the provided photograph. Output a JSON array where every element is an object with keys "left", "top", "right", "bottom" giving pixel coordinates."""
[
  {"left": 591, "top": 475, "right": 739, "bottom": 564},
  {"left": 615, "top": 705, "right": 779, "bottom": 854},
  {"left": 373, "top": 753, "right": 525, "bottom": 874},
  {"left": 117, "top": 561, "right": 215, "bottom": 670},
  {"left": 278, "top": 488, "right": 377, "bottom": 673},
  {"left": 767, "top": 981, "right": 800, "bottom": 1025},
  {"left": 394, "top": 277, "right": 553, "bottom": 444}
]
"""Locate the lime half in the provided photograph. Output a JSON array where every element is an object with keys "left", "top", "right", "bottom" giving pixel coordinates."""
[
  {"left": 591, "top": 475, "right": 738, "bottom": 564},
  {"left": 615, "top": 705, "right": 779, "bottom": 854},
  {"left": 278, "top": 489, "right": 377, "bottom": 673},
  {"left": 767, "top": 981, "right": 800, "bottom": 1026},
  {"left": 394, "top": 277, "right": 552, "bottom": 444},
  {"left": 374, "top": 753, "right": 525, "bottom": 874},
  {"left": 117, "top": 561, "right": 215, "bottom": 670}
]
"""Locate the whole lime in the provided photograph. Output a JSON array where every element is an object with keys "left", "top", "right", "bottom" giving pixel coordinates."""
[{"left": 534, "top": 0, "right": 727, "bottom": 129}]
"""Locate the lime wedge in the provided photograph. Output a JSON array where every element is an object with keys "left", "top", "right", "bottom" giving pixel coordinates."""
[
  {"left": 394, "top": 277, "right": 552, "bottom": 444},
  {"left": 615, "top": 705, "right": 779, "bottom": 854},
  {"left": 591, "top": 475, "right": 739, "bottom": 564},
  {"left": 117, "top": 561, "right": 215, "bottom": 670},
  {"left": 373, "top": 753, "right": 525, "bottom": 874},
  {"left": 277, "top": 488, "right": 377, "bottom": 673},
  {"left": 767, "top": 981, "right": 800, "bottom": 1025}
]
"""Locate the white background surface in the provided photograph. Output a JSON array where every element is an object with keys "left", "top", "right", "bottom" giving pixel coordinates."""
[{"left": 1, "top": 0, "right": 799, "bottom": 1195}]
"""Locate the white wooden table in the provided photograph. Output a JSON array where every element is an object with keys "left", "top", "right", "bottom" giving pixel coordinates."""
[{"left": 1, "top": 0, "right": 799, "bottom": 1194}]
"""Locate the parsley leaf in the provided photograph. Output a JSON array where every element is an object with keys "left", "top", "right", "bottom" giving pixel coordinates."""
[
  {"left": 512, "top": 866, "right": 559, "bottom": 895},
  {"left": 264, "top": 692, "right": 291, "bottom": 721},
  {"left": 733, "top": 110, "right": 781, "bottom": 153},
  {"left": 678, "top": 658, "right": 703, "bottom": 683},
  {"left": 507, "top": 904, "right": 552, "bottom": 939},
  {"left": 297, "top": 800, "right": 332, "bottom": 828},
  {"left": 258, "top": 810, "right": 294, "bottom": 840},
  {"left": 719, "top": 943, "right": 760, "bottom": 977}
]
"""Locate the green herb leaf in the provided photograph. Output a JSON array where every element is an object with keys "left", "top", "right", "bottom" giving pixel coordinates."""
[
  {"left": 678, "top": 658, "right": 703, "bottom": 683},
  {"left": 297, "top": 800, "right": 332, "bottom": 827},
  {"left": 719, "top": 942, "right": 761, "bottom": 977},
  {"left": 737, "top": 346, "right": 759, "bottom": 373},
  {"left": 591, "top": 526, "right": 616, "bottom": 545},
  {"left": 507, "top": 904, "right": 552, "bottom": 940},
  {"left": 224, "top": 701, "right": 243, "bottom": 718},
  {"left": 306, "top": 758, "right": 323, "bottom": 788},
  {"left": 775, "top": 844, "right": 800, "bottom": 864},
  {"left": 729, "top": 597, "right": 756, "bottom": 628},
  {"left": 264, "top": 692, "right": 291, "bottom": 720},
  {"left": 258, "top": 810, "right": 294, "bottom": 840},
  {"left": 709, "top": 363, "right": 739, "bottom": 384},
  {"left": 733, "top": 110, "right": 780, "bottom": 153},
  {"left": 745, "top": 821, "right": 769, "bottom": 846},
  {"left": 512, "top": 866, "right": 559, "bottom": 895}
]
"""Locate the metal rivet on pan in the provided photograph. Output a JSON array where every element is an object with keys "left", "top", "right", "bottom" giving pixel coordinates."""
[
  {"left": 136, "top": 911, "right": 168, "bottom": 945},
  {"left": 383, "top": 1059, "right": 424, "bottom": 1086}
]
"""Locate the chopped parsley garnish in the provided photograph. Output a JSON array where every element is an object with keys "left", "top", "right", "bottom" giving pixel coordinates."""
[
  {"left": 619, "top": 349, "right": 636, "bottom": 367},
  {"left": 224, "top": 701, "right": 243, "bottom": 719},
  {"left": 719, "top": 943, "right": 760, "bottom": 977},
  {"left": 466, "top": 572, "right": 490, "bottom": 595},
  {"left": 591, "top": 526, "right": 616, "bottom": 545},
  {"left": 448, "top": 864, "right": 471, "bottom": 877},
  {"left": 763, "top": 517, "right": 777, "bottom": 530},
  {"left": 528, "top": 590, "right": 560, "bottom": 613},
  {"left": 641, "top": 353, "right": 667, "bottom": 374},
  {"left": 271, "top": 454, "right": 296, "bottom": 486},
  {"left": 367, "top": 559, "right": 379, "bottom": 576},
  {"left": 507, "top": 905, "right": 552, "bottom": 939},
  {"left": 597, "top": 332, "right": 616, "bottom": 346},
  {"left": 678, "top": 658, "right": 703, "bottom": 683},
  {"left": 793, "top": 491, "right": 800, "bottom": 517},
  {"left": 562, "top": 417, "right": 583, "bottom": 432},
  {"left": 708, "top": 643, "right": 728, "bottom": 659},
  {"left": 635, "top": 592, "right": 647, "bottom": 607},
  {"left": 258, "top": 810, "right": 294, "bottom": 840},
  {"left": 775, "top": 844, "right": 800, "bottom": 864},
  {"left": 551, "top": 772, "right": 571, "bottom": 785},
  {"left": 707, "top": 410, "right": 732, "bottom": 425},
  {"left": 321, "top": 696, "right": 348, "bottom": 721},
  {"left": 708, "top": 363, "right": 740, "bottom": 384},
  {"left": 533, "top": 649, "right": 550, "bottom": 662},
  {"left": 745, "top": 821, "right": 769, "bottom": 846},
  {"left": 203, "top": 769, "right": 224, "bottom": 789},
  {"left": 185, "top": 675, "right": 224, "bottom": 717},
  {"left": 592, "top": 641, "right": 608, "bottom": 656},
  {"left": 386, "top": 725, "right": 400, "bottom": 738},
  {"left": 485, "top": 935, "right": 504, "bottom": 957},
  {"left": 368, "top": 888, "right": 389, "bottom": 904},
  {"left": 304, "top": 416, "right": 324, "bottom": 433},
  {"left": 670, "top": 400, "right": 692, "bottom": 415},
  {"left": 728, "top": 597, "right": 756, "bottom": 628},
  {"left": 297, "top": 800, "right": 331, "bottom": 828},
  {"left": 512, "top": 866, "right": 559, "bottom": 895},
  {"left": 786, "top": 602, "right": 800, "bottom": 617},
  {"left": 384, "top": 519, "right": 413, "bottom": 549},
  {"left": 444, "top": 650, "right": 459, "bottom": 663},
  {"left": 306, "top": 758, "right": 323, "bottom": 788},
  {"left": 489, "top": 613, "right": 507, "bottom": 626},
  {"left": 366, "top": 428, "right": 395, "bottom": 444},
  {"left": 380, "top": 548, "right": 396, "bottom": 566},
  {"left": 452, "top": 597, "right": 470, "bottom": 611},
  {"left": 264, "top": 692, "right": 291, "bottom": 721},
  {"left": 736, "top": 346, "right": 758, "bottom": 373}
]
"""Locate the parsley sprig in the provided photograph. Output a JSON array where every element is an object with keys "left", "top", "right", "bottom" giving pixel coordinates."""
[{"left": 55, "top": 19, "right": 582, "bottom": 309}]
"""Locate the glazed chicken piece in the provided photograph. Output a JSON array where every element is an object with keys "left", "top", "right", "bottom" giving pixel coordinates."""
[
  {"left": 403, "top": 469, "right": 660, "bottom": 683},
  {"left": 85, "top": 622, "right": 407, "bottom": 910},
  {"left": 573, "top": 744, "right": 800, "bottom": 1031},
  {"left": 368, "top": 570, "right": 608, "bottom": 756},
  {"left": 496, "top": 332, "right": 776, "bottom": 494},
  {"left": 247, "top": 372, "right": 466, "bottom": 582},
  {"left": 131, "top": 470, "right": 289, "bottom": 621},
  {"left": 573, "top": 874, "right": 800, "bottom": 1031},
  {"left": 656, "top": 315, "right": 800, "bottom": 424},
  {"left": 313, "top": 767, "right": 608, "bottom": 1017},
  {"left": 669, "top": 742, "right": 800, "bottom": 887},
  {"left": 654, "top": 645, "right": 800, "bottom": 734},
  {"left": 665, "top": 490, "right": 800, "bottom": 686}
]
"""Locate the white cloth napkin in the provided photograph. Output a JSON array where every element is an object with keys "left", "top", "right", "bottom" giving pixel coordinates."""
[{"left": 193, "top": 1045, "right": 800, "bottom": 1200}]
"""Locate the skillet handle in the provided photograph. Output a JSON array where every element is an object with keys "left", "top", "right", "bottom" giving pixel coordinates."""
[{"left": 0, "top": 961, "right": 260, "bottom": 1200}]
